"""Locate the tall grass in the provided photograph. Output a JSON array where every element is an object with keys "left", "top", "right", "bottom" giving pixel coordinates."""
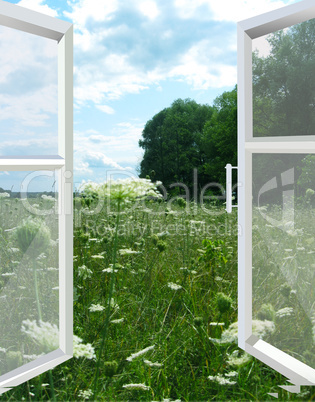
[{"left": 0, "top": 193, "right": 314, "bottom": 401}]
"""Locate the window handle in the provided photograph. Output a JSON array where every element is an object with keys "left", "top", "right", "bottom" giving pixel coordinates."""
[{"left": 225, "top": 163, "right": 238, "bottom": 213}]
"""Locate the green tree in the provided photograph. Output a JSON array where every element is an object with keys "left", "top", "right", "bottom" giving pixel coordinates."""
[
  {"left": 139, "top": 98, "right": 213, "bottom": 190},
  {"left": 253, "top": 19, "right": 315, "bottom": 137},
  {"left": 201, "top": 87, "right": 237, "bottom": 186}
]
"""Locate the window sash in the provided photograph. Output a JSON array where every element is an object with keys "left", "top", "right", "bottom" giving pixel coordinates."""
[
  {"left": 238, "top": 0, "right": 315, "bottom": 386},
  {"left": 0, "top": 0, "right": 72, "bottom": 394}
]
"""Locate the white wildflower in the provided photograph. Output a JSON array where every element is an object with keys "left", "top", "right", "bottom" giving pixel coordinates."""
[
  {"left": 167, "top": 282, "right": 182, "bottom": 291},
  {"left": 110, "top": 298, "right": 119, "bottom": 310},
  {"left": 119, "top": 248, "right": 140, "bottom": 256},
  {"left": 122, "top": 383, "right": 150, "bottom": 391},
  {"left": 210, "top": 320, "right": 275, "bottom": 344},
  {"left": 0, "top": 192, "right": 10, "bottom": 198},
  {"left": 208, "top": 374, "right": 236, "bottom": 385},
  {"left": 41, "top": 383, "right": 49, "bottom": 387},
  {"left": 209, "top": 322, "right": 225, "bottom": 326},
  {"left": 0, "top": 347, "right": 6, "bottom": 353},
  {"left": 144, "top": 359, "right": 163, "bottom": 367},
  {"left": 1, "top": 272, "right": 16, "bottom": 277},
  {"left": 102, "top": 267, "right": 118, "bottom": 273},
  {"left": 276, "top": 307, "right": 294, "bottom": 318},
  {"left": 225, "top": 371, "right": 238, "bottom": 377},
  {"left": 89, "top": 304, "right": 105, "bottom": 312},
  {"left": 91, "top": 254, "right": 104, "bottom": 259},
  {"left": 78, "top": 389, "right": 93, "bottom": 399},
  {"left": 252, "top": 319, "right": 275, "bottom": 338},
  {"left": 52, "top": 286, "right": 59, "bottom": 290},
  {"left": 81, "top": 177, "right": 162, "bottom": 202},
  {"left": 21, "top": 320, "right": 95, "bottom": 359},
  {"left": 21, "top": 320, "right": 59, "bottom": 352},
  {"left": 9, "top": 248, "right": 19, "bottom": 253},
  {"left": 227, "top": 350, "right": 252, "bottom": 367},
  {"left": 23, "top": 354, "right": 44, "bottom": 361},
  {"left": 41, "top": 195, "right": 55, "bottom": 201},
  {"left": 110, "top": 318, "right": 124, "bottom": 324},
  {"left": 73, "top": 335, "right": 96, "bottom": 359},
  {"left": 78, "top": 265, "right": 92, "bottom": 279},
  {"left": 126, "top": 345, "right": 155, "bottom": 362}
]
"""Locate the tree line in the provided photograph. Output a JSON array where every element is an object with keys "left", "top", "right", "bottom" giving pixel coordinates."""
[
  {"left": 138, "top": 18, "right": 315, "bottom": 201},
  {"left": 138, "top": 88, "right": 237, "bottom": 195}
]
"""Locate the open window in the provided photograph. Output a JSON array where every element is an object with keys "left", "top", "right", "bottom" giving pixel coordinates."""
[
  {"left": 238, "top": 0, "right": 315, "bottom": 387},
  {"left": 0, "top": 1, "right": 73, "bottom": 394}
]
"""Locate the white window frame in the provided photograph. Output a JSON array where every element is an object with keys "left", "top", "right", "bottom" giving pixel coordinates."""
[
  {"left": 0, "top": 0, "right": 73, "bottom": 394},
  {"left": 238, "top": 0, "right": 315, "bottom": 386}
]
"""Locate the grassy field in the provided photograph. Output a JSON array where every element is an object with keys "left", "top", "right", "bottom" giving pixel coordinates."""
[{"left": 0, "top": 182, "right": 314, "bottom": 401}]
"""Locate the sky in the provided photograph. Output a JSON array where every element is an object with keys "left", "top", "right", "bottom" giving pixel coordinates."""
[{"left": 0, "top": 0, "right": 299, "bottom": 192}]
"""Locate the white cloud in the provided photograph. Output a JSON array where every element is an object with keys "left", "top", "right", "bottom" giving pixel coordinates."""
[
  {"left": 208, "top": 0, "right": 296, "bottom": 22},
  {"left": 17, "top": 0, "right": 58, "bottom": 17},
  {"left": 0, "top": 24, "right": 57, "bottom": 132},
  {"left": 0, "top": 136, "right": 58, "bottom": 155},
  {"left": 64, "top": 0, "right": 241, "bottom": 108},
  {"left": 84, "top": 151, "right": 128, "bottom": 170},
  {"left": 0, "top": 84, "right": 57, "bottom": 126},
  {"left": 64, "top": 0, "right": 118, "bottom": 29},
  {"left": 174, "top": 0, "right": 296, "bottom": 22},
  {"left": 138, "top": 1, "right": 160, "bottom": 20},
  {"left": 95, "top": 105, "right": 115, "bottom": 114},
  {"left": 73, "top": 120, "right": 144, "bottom": 182}
]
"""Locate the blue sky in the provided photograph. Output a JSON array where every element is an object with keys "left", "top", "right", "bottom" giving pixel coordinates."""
[{"left": 0, "top": 0, "right": 297, "bottom": 192}]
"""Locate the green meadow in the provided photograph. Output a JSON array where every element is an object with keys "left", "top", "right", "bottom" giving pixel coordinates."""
[{"left": 0, "top": 181, "right": 314, "bottom": 401}]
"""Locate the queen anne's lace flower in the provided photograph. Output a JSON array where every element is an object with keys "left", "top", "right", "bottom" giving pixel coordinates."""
[
  {"left": 119, "top": 248, "right": 140, "bottom": 256},
  {"left": 78, "top": 265, "right": 92, "bottom": 279},
  {"left": 21, "top": 320, "right": 96, "bottom": 359},
  {"left": 126, "top": 345, "right": 155, "bottom": 362},
  {"left": 110, "top": 318, "right": 124, "bottom": 324},
  {"left": 227, "top": 350, "right": 252, "bottom": 367},
  {"left": 276, "top": 307, "right": 294, "bottom": 318},
  {"left": 208, "top": 374, "right": 236, "bottom": 385},
  {"left": 144, "top": 359, "right": 163, "bottom": 367},
  {"left": 122, "top": 383, "right": 150, "bottom": 391},
  {"left": 89, "top": 304, "right": 105, "bottom": 312},
  {"left": 167, "top": 282, "right": 182, "bottom": 291},
  {"left": 210, "top": 320, "right": 275, "bottom": 344},
  {"left": 81, "top": 177, "right": 162, "bottom": 202},
  {"left": 73, "top": 335, "right": 96, "bottom": 359},
  {"left": 78, "top": 389, "right": 93, "bottom": 399}
]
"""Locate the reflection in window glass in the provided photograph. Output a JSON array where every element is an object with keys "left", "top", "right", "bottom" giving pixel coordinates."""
[
  {"left": 252, "top": 19, "right": 315, "bottom": 137},
  {"left": 0, "top": 26, "right": 58, "bottom": 155},
  {"left": 0, "top": 171, "right": 59, "bottom": 376},
  {"left": 252, "top": 153, "right": 315, "bottom": 370}
]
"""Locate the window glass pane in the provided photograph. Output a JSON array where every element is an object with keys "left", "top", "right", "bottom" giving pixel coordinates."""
[
  {"left": 252, "top": 19, "right": 315, "bottom": 137},
  {"left": 252, "top": 153, "right": 315, "bottom": 369},
  {"left": 0, "top": 170, "right": 59, "bottom": 376},
  {"left": 0, "top": 25, "right": 58, "bottom": 155}
]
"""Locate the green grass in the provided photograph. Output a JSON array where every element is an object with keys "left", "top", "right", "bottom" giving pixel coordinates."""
[{"left": 0, "top": 196, "right": 314, "bottom": 401}]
